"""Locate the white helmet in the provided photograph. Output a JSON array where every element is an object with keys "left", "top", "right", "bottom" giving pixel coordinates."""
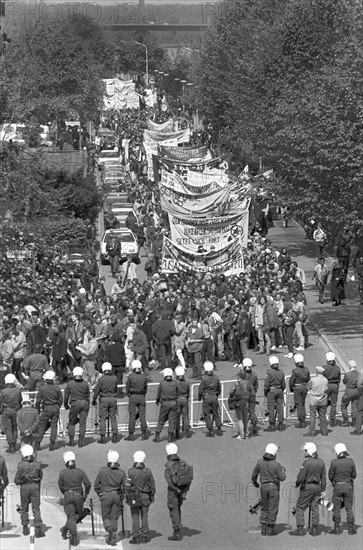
[
  {"left": 73, "top": 367, "right": 83, "bottom": 378},
  {"left": 269, "top": 356, "right": 279, "bottom": 366},
  {"left": 102, "top": 362, "right": 112, "bottom": 373},
  {"left": 131, "top": 359, "right": 142, "bottom": 372},
  {"left": 166, "top": 443, "right": 178, "bottom": 456},
  {"left": 5, "top": 373, "right": 16, "bottom": 384},
  {"left": 21, "top": 444, "right": 34, "bottom": 458},
  {"left": 294, "top": 354, "right": 304, "bottom": 364},
  {"left": 79, "top": 288, "right": 86, "bottom": 294},
  {"left": 21, "top": 393, "right": 31, "bottom": 403},
  {"left": 64, "top": 451, "right": 76, "bottom": 464},
  {"left": 175, "top": 366, "right": 185, "bottom": 377},
  {"left": 334, "top": 443, "right": 347, "bottom": 456},
  {"left": 204, "top": 361, "right": 214, "bottom": 372},
  {"left": 348, "top": 360, "right": 357, "bottom": 370},
  {"left": 326, "top": 352, "right": 335, "bottom": 362},
  {"left": 242, "top": 358, "right": 253, "bottom": 369},
  {"left": 163, "top": 368, "right": 173, "bottom": 378},
  {"left": 107, "top": 450, "right": 119, "bottom": 463},
  {"left": 265, "top": 443, "right": 278, "bottom": 456},
  {"left": 133, "top": 451, "right": 146, "bottom": 463},
  {"left": 43, "top": 370, "right": 56, "bottom": 381},
  {"left": 303, "top": 442, "right": 317, "bottom": 456}
]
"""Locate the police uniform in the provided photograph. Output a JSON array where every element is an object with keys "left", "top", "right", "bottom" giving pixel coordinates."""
[
  {"left": 16, "top": 404, "right": 39, "bottom": 451},
  {"left": 64, "top": 378, "right": 90, "bottom": 446},
  {"left": 294, "top": 456, "right": 326, "bottom": 531},
  {"left": 164, "top": 453, "right": 191, "bottom": 539},
  {"left": 36, "top": 380, "right": 63, "bottom": 448},
  {"left": 328, "top": 454, "right": 357, "bottom": 528},
  {"left": 0, "top": 383, "right": 22, "bottom": 452},
  {"left": 341, "top": 369, "right": 359, "bottom": 425},
  {"left": 94, "top": 464, "right": 126, "bottom": 539},
  {"left": 14, "top": 456, "right": 43, "bottom": 531},
  {"left": 245, "top": 370, "right": 258, "bottom": 433},
  {"left": 289, "top": 365, "right": 310, "bottom": 426},
  {"left": 198, "top": 373, "right": 222, "bottom": 435},
  {"left": 126, "top": 462, "right": 155, "bottom": 541},
  {"left": 0, "top": 454, "right": 9, "bottom": 498},
  {"left": 175, "top": 377, "right": 190, "bottom": 438},
  {"left": 323, "top": 363, "right": 341, "bottom": 424},
  {"left": 155, "top": 380, "right": 178, "bottom": 440},
  {"left": 251, "top": 450, "right": 286, "bottom": 532},
  {"left": 92, "top": 372, "right": 118, "bottom": 440},
  {"left": 58, "top": 465, "right": 91, "bottom": 539},
  {"left": 126, "top": 371, "right": 148, "bottom": 438},
  {"left": 264, "top": 367, "right": 286, "bottom": 429}
]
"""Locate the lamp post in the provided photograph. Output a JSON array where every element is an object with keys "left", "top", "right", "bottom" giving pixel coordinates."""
[
  {"left": 121, "top": 40, "right": 149, "bottom": 86},
  {"left": 180, "top": 80, "right": 187, "bottom": 111}
]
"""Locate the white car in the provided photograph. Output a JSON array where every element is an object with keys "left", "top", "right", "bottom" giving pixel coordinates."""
[
  {"left": 97, "top": 149, "right": 120, "bottom": 171},
  {"left": 100, "top": 229, "right": 139, "bottom": 264}
]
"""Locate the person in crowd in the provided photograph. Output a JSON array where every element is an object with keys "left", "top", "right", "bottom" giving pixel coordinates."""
[
  {"left": 125, "top": 450, "right": 156, "bottom": 545},
  {"left": 313, "top": 222, "right": 327, "bottom": 256},
  {"left": 22, "top": 343, "right": 49, "bottom": 391},
  {"left": 328, "top": 443, "right": 357, "bottom": 535},
  {"left": 152, "top": 311, "right": 174, "bottom": 371},
  {"left": 330, "top": 261, "right": 345, "bottom": 306},
  {"left": 92, "top": 362, "right": 119, "bottom": 444},
  {"left": 251, "top": 443, "right": 286, "bottom": 536},
  {"left": 350, "top": 376, "right": 363, "bottom": 435},
  {"left": 104, "top": 333, "right": 126, "bottom": 394},
  {"left": 340, "top": 360, "right": 359, "bottom": 427},
  {"left": 289, "top": 442, "right": 326, "bottom": 537},
  {"left": 312, "top": 257, "right": 330, "bottom": 304},
  {"left": 94, "top": 449, "right": 126, "bottom": 546},
  {"left": 186, "top": 318, "right": 204, "bottom": 379},
  {"left": 106, "top": 232, "right": 121, "bottom": 278},
  {"left": 58, "top": 451, "right": 91, "bottom": 547},
  {"left": 49, "top": 324, "right": 68, "bottom": 383},
  {"left": 36, "top": 370, "right": 63, "bottom": 451}
]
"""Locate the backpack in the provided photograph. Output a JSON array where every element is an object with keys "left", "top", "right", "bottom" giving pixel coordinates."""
[{"left": 171, "top": 460, "right": 193, "bottom": 488}]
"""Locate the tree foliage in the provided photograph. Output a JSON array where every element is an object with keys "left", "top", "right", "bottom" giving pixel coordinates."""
[{"left": 193, "top": 0, "right": 363, "bottom": 237}]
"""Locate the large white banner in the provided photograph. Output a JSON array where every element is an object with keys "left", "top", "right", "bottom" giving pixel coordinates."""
[{"left": 102, "top": 79, "right": 140, "bottom": 110}]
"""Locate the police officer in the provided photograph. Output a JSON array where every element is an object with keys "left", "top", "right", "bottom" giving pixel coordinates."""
[
  {"left": 289, "top": 442, "right": 326, "bottom": 537},
  {"left": 58, "top": 451, "right": 91, "bottom": 546},
  {"left": 328, "top": 443, "right": 357, "bottom": 535},
  {"left": 0, "top": 453, "right": 9, "bottom": 498},
  {"left": 154, "top": 368, "right": 178, "bottom": 443},
  {"left": 289, "top": 354, "right": 310, "bottom": 428},
  {"left": 198, "top": 361, "right": 223, "bottom": 437},
  {"left": 14, "top": 444, "right": 44, "bottom": 538},
  {"left": 251, "top": 443, "right": 286, "bottom": 536},
  {"left": 341, "top": 361, "right": 359, "bottom": 427},
  {"left": 64, "top": 367, "right": 90, "bottom": 448},
  {"left": 230, "top": 370, "right": 254, "bottom": 440},
  {"left": 0, "top": 373, "right": 22, "bottom": 453},
  {"left": 22, "top": 343, "right": 49, "bottom": 391},
  {"left": 125, "top": 359, "right": 149, "bottom": 441},
  {"left": 94, "top": 450, "right": 126, "bottom": 546},
  {"left": 92, "top": 362, "right": 119, "bottom": 444},
  {"left": 36, "top": 370, "right": 63, "bottom": 451},
  {"left": 164, "top": 443, "right": 192, "bottom": 541},
  {"left": 175, "top": 366, "right": 191, "bottom": 439},
  {"left": 351, "top": 377, "right": 363, "bottom": 435},
  {"left": 323, "top": 351, "right": 341, "bottom": 426},
  {"left": 16, "top": 393, "right": 39, "bottom": 455},
  {"left": 126, "top": 450, "right": 156, "bottom": 545},
  {"left": 243, "top": 358, "right": 258, "bottom": 435},
  {"left": 264, "top": 356, "right": 286, "bottom": 432}
]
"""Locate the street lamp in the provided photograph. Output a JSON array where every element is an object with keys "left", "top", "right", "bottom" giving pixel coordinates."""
[
  {"left": 121, "top": 40, "right": 149, "bottom": 86},
  {"left": 180, "top": 80, "right": 187, "bottom": 110}
]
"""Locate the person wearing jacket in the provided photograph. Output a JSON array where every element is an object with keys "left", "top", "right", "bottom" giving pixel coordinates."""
[
  {"left": 255, "top": 296, "right": 272, "bottom": 355},
  {"left": 229, "top": 370, "right": 254, "bottom": 440},
  {"left": 264, "top": 356, "right": 286, "bottom": 432},
  {"left": 198, "top": 361, "right": 222, "bottom": 437},
  {"left": 126, "top": 450, "right": 155, "bottom": 545},
  {"left": 22, "top": 344, "right": 49, "bottom": 391},
  {"left": 49, "top": 324, "right": 68, "bottom": 383},
  {"left": 94, "top": 449, "right": 126, "bottom": 546},
  {"left": 0, "top": 373, "right": 22, "bottom": 453},
  {"left": 341, "top": 361, "right": 359, "bottom": 427},
  {"left": 76, "top": 325, "right": 98, "bottom": 386},
  {"left": 251, "top": 443, "right": 286, "bottom": 536},
  {"left": 306, "top": 366, "right": 328, "bottom": 436},
  {"left": 92, "top": 362, "right": 119, "bottom": 444},
  {"left": 290, "top": 442, "right": 326, "bottom": 537},
  {"left": 14, "top": 444, "right": 44, "bottom": 538},
  {"left": 164, "top": 443, "right": 192, "bottom": 541},
  {"left": 131, "top": 322, "right": 150, "bottom": 379},
  {"left": 152, "top": 311, "right": 175, "bottom": 371},
  {"left": 16, "top": 393, "right": 39, "bottom": 454},
  {"left": 154, "top": 369, "right": 178, "bottom": 443},
  {"left": 125, "top": 360, "right": 149, "bottom": 441},
  {"left": 323, "top": 351, "right": 341, "bottom": 427},
  {"left": 328, "top": 443, "right": 357, "bottom": 535},
  {"left": 175, "top": 366, "right": 191, "bottom": 439},
  {"left": 186, "top": 318, "right": 204, "bottom": 379},
  {"left": 63, "top": 367, "right": 90, "bottom": 448},
  {"left": 106, "top": 233, "right": 121, "bottom": 278},
  {"left": 58, "top": 451, "right": 91, "bottom": 546},
  {"left": 236, "top": 309, "right": 252, "bottom": 361},
  {"left": 289, "top": 353, "right": 310, "bottom": 428},
  {"left": 36, "top": 370, "right": 63, "bottom": 451},
  {"left": 173, "top": 313, "right": 187, "bottom": 369}
]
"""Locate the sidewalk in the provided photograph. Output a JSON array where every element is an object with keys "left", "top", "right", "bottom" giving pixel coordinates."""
[{"left": 268, "top": 218, "right": 363, "bottom": 371}]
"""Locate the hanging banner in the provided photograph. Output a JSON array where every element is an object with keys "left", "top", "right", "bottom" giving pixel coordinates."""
[
  {"left": 160, "top": 186, "right": 231, "bottom": 218},
  {"left": 102, "top": 79, "right": 140, "bottom": 110},
  {"left": 158, "top": 154, "right": 230, "bottom": 174},
  {"left": 144, "top": 128, "right": 190, "bottom": 144},
  {"left": 158, "top": 144, "right": 209, "bottom": 161},
  {"left": 147, "top": 118, "right": 175, "bottom": 132}
]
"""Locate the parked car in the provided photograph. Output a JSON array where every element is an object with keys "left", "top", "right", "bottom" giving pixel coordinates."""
[
  {"left": 96, "top": 149, "right": 120, "bottom": 171},
  {"left": 100, "top": 229, "right": 139, "bottom": 264}
]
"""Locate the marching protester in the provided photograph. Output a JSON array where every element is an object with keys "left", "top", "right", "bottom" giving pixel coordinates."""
[
  {"left": 58, "top": 451, "right": 91, "bottom": 546},
  {"left": 328, "top": 443, "right": 357, "bottom": 535},
  {"left": 125, "top": 359, "right": 149, "bottom": 441},
  {"left": 164, "top": 443, "right": 193, "bottom": 541},
  {"left": 125, "top": 450, "right": 156, "bottom": 545},
  {"left": 63, "top": 367, "right": 90, "bottom": 448},
  {"left": 198, "top": 361, "right": 223, "bottom": 437},
  {"left": 251, "top": 443, "right": 286, "bottom": 536},
  {"left": 289, "top": 442, "right": 326, "bottom": 537},
  {"left": 36, "top": 369, "right": 63, "bottom": 451},
  {"left": 94, "top": 449, "right": 126, "bottom": 546},
  {"left": 14, "top": 444, "right": 44, "bottom": 538},
  {"left": 92, "top": 362, "right": 119, "bottom": 444}
]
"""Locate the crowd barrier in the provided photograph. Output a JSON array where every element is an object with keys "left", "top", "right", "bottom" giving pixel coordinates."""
[{"left": 0, "top": 376, "right": 350, "bottom": 440}]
